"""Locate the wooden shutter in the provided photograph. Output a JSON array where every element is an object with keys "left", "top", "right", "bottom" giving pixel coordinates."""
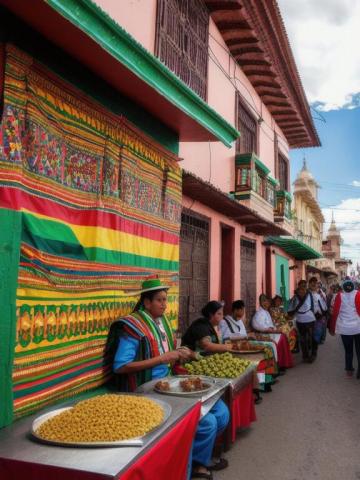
[
  {"left": 155, "top": 0, "right": 209, "bottom": 100},
  {"left": 236, "top": 97, "right": 258, "bottom": 154},
  {"left": 278, "top": 153, "right": 289, "bottom": 191}
]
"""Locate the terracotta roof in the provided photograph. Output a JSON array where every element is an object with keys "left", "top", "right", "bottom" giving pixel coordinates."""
[
  {"left": 182, "top": 171, "right": 287, "bottom": 236},
  {"left": 205, "top": 0, "right": 320, "bottom": 148}
]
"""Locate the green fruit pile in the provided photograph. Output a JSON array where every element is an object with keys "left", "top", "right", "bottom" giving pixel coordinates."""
[{"left": 184, "top": 352, "right": 251, "bottom": 379}]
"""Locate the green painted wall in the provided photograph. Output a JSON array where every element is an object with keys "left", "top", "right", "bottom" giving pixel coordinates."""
[
  {"left": 0, "top": 7, "right": 179, "bottom": 155},
  {"left": 275, "top": 254, "right": 290, "bottom": 305},
  {"left": 0, "top": 209, "right": 22, "bottom": 427}
]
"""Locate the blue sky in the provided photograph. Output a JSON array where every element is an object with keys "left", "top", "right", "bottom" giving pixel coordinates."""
[
  {"left": 290, "top": 108, "right": 360, "bottom": 266},
  {"left": 278, "top": 0, "right": 360, "bottom": 268},
  {"left": 290, "top": 107, "right": 360, "bottom": 207}
]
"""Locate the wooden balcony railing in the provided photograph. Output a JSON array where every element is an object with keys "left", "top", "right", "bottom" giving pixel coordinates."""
[
  {"left": 274, "top": 190, "right": 292, "bottom": 221},
  {"left": 234, "top": 153, "right": 275, "bottom": 207},
  {"left": 294, "top": 232, "right": 322, "bottom": 253}
]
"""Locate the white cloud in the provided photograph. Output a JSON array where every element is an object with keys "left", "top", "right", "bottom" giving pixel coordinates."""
[
  {"left": 351, "top": 180, "right": 360, "bottom": 187},
  {"left": 278, "top": 0, "right": 360, "bottom": 111},
  {"left": 322, "top": 198, "right": 360, "bottom": 266}
]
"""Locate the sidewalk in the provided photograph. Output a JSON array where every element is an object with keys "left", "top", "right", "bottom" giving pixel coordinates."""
[{"left": 217, "top": 335, "right": 360, "bottom": 480}]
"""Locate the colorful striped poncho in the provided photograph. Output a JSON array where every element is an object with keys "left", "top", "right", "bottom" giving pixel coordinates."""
[{"left": 106, "top": 310, "right": 175, "bottom": 391}]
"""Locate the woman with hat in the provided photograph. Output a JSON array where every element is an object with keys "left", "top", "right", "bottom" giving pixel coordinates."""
[
  {"left": 288, "top": 282, "right": 318, "bottom": 363},
  {"left": 108, "top": 278, "right": 229, "bottom": 479},
  {"left": 329, "top": 279, "right": 360, "bottom": 378}
]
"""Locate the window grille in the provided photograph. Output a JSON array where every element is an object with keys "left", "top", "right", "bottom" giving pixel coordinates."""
[
  {"left": 278, "top": 153, "right": 289, "bottom": 191},
  {"left": 155, "top": 0, "right": 209, "bottom": 100},
  {"left": 236, "top": 98, "right": 258, "bottom": 154}
]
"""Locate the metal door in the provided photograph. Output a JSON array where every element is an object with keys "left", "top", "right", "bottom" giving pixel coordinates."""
[
  {"left": 276, "top": 254, "right": 290, "bottom": 307},
  {"left": 240, "top": 238, "right": 257, "bottom": 320},
  {"left": 179, "top": 211, "right": 209, "bottom": 333}
]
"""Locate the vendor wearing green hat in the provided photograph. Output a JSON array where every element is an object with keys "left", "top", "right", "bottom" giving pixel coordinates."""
[
  {"left": 107, "top": 276, "right": 230, "bottom": 479},
  {"left": 111, "top": 277, "right": 188, "bottom": 385}
]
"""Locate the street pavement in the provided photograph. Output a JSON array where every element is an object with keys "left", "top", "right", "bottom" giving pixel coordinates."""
[{"left": 217, "top": 335, "right": 360, "bottom": 480}]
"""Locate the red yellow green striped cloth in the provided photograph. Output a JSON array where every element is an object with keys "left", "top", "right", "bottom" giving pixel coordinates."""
[{"left": 0, "top": 44, "right": 181, "bottom": 421}]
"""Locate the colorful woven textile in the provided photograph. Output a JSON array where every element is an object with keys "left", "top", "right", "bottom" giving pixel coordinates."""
[
  {"left": 270, "top": 307, "right": 298, "bottom": 352},
  {"left": 107, "top": 310, "right": 175, "bottom": 391},
  {"left": 0, "top": 45, "right": 181, "bottom": 420}
]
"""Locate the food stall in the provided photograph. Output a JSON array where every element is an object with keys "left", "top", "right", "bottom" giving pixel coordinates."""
[
  {"left": 174, "top": 353, "right": 258, "bottom": 449},
  {"left": 223, "top": 364, "right": 257, "bottom": 445},
  {"left": 0, "top": 392, "right": 201, "bottom": 480}
]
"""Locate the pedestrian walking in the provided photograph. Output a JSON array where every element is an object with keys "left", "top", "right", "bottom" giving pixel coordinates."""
[
  {"left": 308, "top": 277, "right": 328, "bottom": 345},
  {"left": 328, "top": 279, "right": 360, "bottom": 378},
  {"left": 288, "top": 282, "right": 318, "bottom": 363}
]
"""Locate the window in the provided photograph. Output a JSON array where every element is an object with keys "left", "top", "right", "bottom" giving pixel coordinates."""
[
  {"left": 236, "top": 96, "right": 258, "bottom": 154},
  {"left": 155, "top": 0, "right": 209, "bottom": 100},
  {"left": 278, "top": 152, "right": 289, "bottom": 191}
]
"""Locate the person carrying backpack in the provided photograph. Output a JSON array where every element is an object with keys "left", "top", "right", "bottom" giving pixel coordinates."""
[
  {"left": 288, "top": 281, "right": 317, "bottom": 363},
  {"left": 308, "top": 277, "right": 328, "bottom": 345}
]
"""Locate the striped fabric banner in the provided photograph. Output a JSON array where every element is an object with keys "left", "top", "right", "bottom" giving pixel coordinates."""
[{"left": 0, "top": 44, "right": 181, "bottom": 420}]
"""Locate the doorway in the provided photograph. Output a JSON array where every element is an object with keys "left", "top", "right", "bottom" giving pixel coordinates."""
[
  {"left": 275, "top": 254, "right": 290, "bottom": 306},
  {"left": 220, "top": 225, "right": 235, "bottom": 315},
  {"left": 179, "top": 210, "right": 210, "bottom": 333},
  {"left": 240, "top": 237, "right": 257, "bottom": 320}
]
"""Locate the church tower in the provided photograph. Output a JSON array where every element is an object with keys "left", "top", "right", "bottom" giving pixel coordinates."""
[{"left": 326, "top": 212, "right": 342, "bottom": 260}]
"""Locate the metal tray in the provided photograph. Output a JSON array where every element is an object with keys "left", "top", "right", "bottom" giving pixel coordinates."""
[
  {"left": 30, "top": 395, "right": 172, "bottom": 448},
  {"left": 232, "top": 348, "right": 265, "bottom": 354},
  {"left": 154, "top": 376, "right": 216, "bottom": 397}
]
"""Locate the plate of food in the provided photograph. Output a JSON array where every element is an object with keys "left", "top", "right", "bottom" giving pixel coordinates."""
[
  {"left": 231, "top": 340, "right": 265, "bottom": 353},
  {"left": 251, "top": 333, "right": 278, "bottom": 343},
  {"left": 31, "top": 393, "right": 171, "bottom": 447},
  {"left": 154, "top": 376, "right": 215, "bottom": 396}
]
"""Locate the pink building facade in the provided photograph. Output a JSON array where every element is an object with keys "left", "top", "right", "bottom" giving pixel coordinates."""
[
  {"left": 0, "top": 0, "right": 320, "bottom": 427},
  {"left": 93, "top": 0, "right": 319, "bottom": 326}
]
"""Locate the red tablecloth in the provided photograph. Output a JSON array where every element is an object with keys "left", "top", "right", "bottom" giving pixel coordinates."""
[
  {"left": 230, "top": 382, "right": 256, "bottom": 442},
  {"left": 276, "top": 333, "right": 294, "bottom": 369},
  {"left": 120, "top": 402, "right": 201, "bottom": 480}
]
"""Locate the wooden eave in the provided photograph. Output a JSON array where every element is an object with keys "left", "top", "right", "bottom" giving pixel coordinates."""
[{"left": 205, "top": 0, "right": 320, "bottom": 148}]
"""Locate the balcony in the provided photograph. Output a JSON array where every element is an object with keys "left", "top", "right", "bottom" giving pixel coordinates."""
[
  {"left": 234, "top": 153, "right": 275, "bottom": 222},
  {"left": 274, "top": 189, "right": 293, "bottom": 234},
  {"left": 294, "top": 232, "right": 322, "bottom": 254}
]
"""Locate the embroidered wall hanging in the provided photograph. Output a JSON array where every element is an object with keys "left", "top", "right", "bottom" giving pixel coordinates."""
[{"left": 0, "top": 44, "right": 181, "bottom": 420}]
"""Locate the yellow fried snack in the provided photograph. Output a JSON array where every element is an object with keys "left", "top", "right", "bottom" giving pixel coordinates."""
[{"left": 36, "top": 394, "right": 164, "bottom": 443}]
